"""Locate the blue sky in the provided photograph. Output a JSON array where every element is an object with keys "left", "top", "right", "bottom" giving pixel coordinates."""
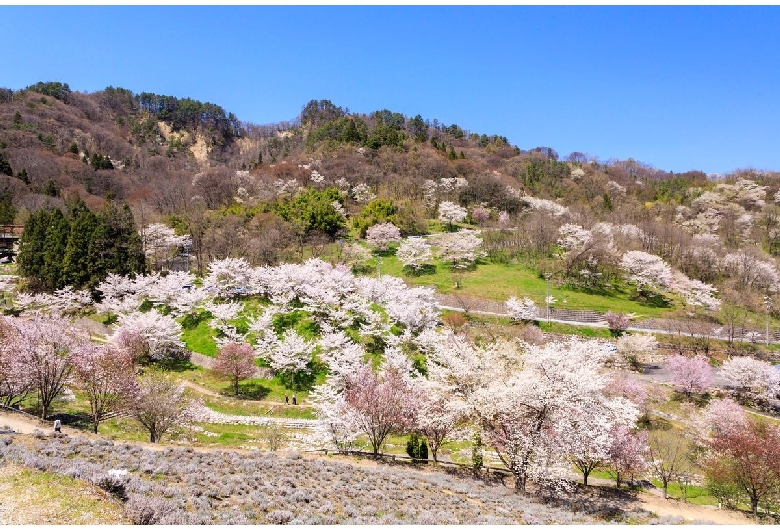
[{"left": 2, "top": 5, "right": 779, "bottom": 175}]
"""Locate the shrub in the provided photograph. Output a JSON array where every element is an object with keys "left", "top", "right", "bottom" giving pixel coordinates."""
[
  {"left": 406, "top": 433, "right": 429, "bottom": 461},
  {"left": 124, "top": 495, "right": 180, "bottom": 525},
  {"left": 266, "top": 509, "right": 294, "bottom": 524}
]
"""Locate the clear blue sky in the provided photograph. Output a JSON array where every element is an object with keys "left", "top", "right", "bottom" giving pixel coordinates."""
[{"left": 2, "top": 5, "right": 779, "bottom": 175}]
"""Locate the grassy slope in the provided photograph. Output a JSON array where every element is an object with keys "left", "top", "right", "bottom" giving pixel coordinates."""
[
  {"left": 0, "top": 464, "right": 127, "bottom": 524},
  {"left": 376, "top": 254, "right": 673, "bottom": 319}
]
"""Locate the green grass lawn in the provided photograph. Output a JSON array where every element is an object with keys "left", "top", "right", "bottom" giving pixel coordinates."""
[
  {"left": 174, "top": 366, "right": 319, "bottom": 419},
  {"left": 375, "top": 255, "right": 674, "bottom": 319},
  {"left": 181, "top": 319, "right": 218, "bottom": 357},
  {"left": 0, "top": 467, "right": 127, "bottom": 524},
  {"left": 648, "top": 480, "right": 718, "bottom": 506}
]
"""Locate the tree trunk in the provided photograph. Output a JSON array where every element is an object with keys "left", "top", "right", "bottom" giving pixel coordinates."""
[
  {"left": 514, "top": 471, "right": 527, "bottom": 494},
  {"left": 662, "top": 479, "right": 669, "bottom": 499},
  {"left": 583, "top": 470, "right": 590, "bottom": 486}
]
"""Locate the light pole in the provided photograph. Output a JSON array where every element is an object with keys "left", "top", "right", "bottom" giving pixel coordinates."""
[
  {"left": 545, "top": 272, "right": 551, "bottom": 323},
  {"left": 765, "top": 295, "right": 772, "bottom": 346}
]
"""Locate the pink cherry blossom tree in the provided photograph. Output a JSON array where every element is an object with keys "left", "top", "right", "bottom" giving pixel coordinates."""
[
  {"left": 343, "top": 363, "right": 418, "bottom": 455},
  {"left": 702, "top": 398, "right": 748, "bottom": 438},
  {"left": 0, "top": 318, "right": 32, "bottom": 408},
  {"left": 668, "top": 354, "right": 712, "bottom": 398},
  {"left": 471, "top": 207, "right": 490, "bottom": 224},
  {"left": 365, "top": 222, "right": 401, "bottom": 251},
  {"left": 607, "top": 426, "right": 648, "bottom": 487},
  {"left": 14, "top": 316, "right": 87, "bottom": 419},
  {"left": 212, "top": 342, "right": 257, "bottom": 396},
  {"left": 72, "top": 344, "right": 138, "bottom": 433},
  {"left": 604, "top": 311, "right": 630, "bottom": 336}
]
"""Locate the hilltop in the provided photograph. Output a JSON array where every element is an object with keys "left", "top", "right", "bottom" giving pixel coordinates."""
[{"left": 3, "top": 80, "right": 780, "bottom": 337}]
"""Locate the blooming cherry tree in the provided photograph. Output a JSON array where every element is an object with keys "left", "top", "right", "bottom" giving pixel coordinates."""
[
  {"left": 702, "top": 398, "right": 748, "bottom": 438},
  {"left": 0, "top": 318, "right": 32, "bottom": 408},
  {"left": 365, "top": 222, "right": 401, "bottom": 251},
  {"left": 720, "top": 356, "right": 780, "bottom": 403},
  {"left": 132, "top": 370, "right": 191, "bottom": 443},
  {"left": 607, "top": 426, "right": 648, "bottom": 487},
  {"left": 396, "top": 238, "right": 433, "bottom": 271},
  {"left": 426, "top": 336, "right": 638, "bottom": 493},
  {"left": 113, "top": 311, "right": 186, "bottom": 362},
  {"left": 263, "top": 329, "right": 313, "bottom": 378},
  {"left": 616, "top": 333, "right": 658, "bottom": 370},
  {"left": 437, "top": 201, "right": 467, "bottom": 226},
  {"left": 140, "top": 223, "right": 191, "bottom": 271},
  {"left": 620, "top": 251, "right": 673, "bottom": 293},
  {"left": 351, "top": 183, "right": 376, "bottom": 203},
  {"left": 433, "top": 230, "right": 485, "bottom": 270},
  {"left": 668, "top": 354, "right": 712, "bottom": 398},
  {"left": 72, "top": 344, "right": 138, "bottom": 433},
  {"left": 505, "top": 296, "right": 538, "bottom": 322},
  {"left": 14, "top": 316, "right": 87, "bottom": 419},
  {"left": 343, "top": 362, "right": 418, "bottom": 455},
  {"left": 212, "top": 342, "right": 257, "bottom": 396}
]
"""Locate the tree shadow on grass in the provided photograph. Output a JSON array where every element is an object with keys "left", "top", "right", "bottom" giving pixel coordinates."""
[
  {"left": 152, "top": 357, "right": 201, "bottom": 373},
  {"left": 228, "top": 381, "right": 272, "bottom": 401},
  {"left": 52, "top": 411, "right": 93, "bottom": 430}
]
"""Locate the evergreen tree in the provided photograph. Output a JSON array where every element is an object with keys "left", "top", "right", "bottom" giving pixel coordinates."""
[
  {"left": 40, "top": 209, "right": 69, "bottom": 290},
  {"left": 62, "top": 199, "right": 99, "bottom": 288},
  {"left": 43, "top": 179, "right": 59, "bottom": 197},
  {"left": 17, "top": 209, "right": 51, "bottom": 290},
  {"left": 0, "top": 195, "right": 16, "bottom": 225},
  {"left": 87, "top": 202, "right": 145, "bottom": 287},
  {"left": 16, "top": 169, "right": 29, "bottom": 184},
  {"left": 0, "top": 153, "right": 12, "bottom": 176}
]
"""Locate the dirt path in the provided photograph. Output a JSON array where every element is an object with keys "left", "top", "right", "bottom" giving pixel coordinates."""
[
  {"left": 180, "top": 379, "right": 221, "bottom": 397},
  {"left": 636, "top": 492, "right": 755, "bottom": 524}
]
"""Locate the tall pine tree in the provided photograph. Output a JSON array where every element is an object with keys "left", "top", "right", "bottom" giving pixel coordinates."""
[
  {"left": 40, "top": 209, "right": 69, "bottom": 290},
  {"left": 17, "top": 209, "right": 50, "bottom": 290},
  {"left": 62, "top": 199, "right": 99, "bottom": 288}
]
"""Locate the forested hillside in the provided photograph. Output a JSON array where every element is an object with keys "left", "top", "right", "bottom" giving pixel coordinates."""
[
  {"left": 6, "top": 81, "right": 780, "bottom": 523},
  {"left": 3, "top": 80, "right": 780, "bottom": 324}
]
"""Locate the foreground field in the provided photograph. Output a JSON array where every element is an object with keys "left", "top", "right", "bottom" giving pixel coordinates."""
[{"left": 0, "top": 424, "right": 740, "bottom": 526}]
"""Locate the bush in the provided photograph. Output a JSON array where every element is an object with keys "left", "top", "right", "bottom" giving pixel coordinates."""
[
  {"left": 124, "top": 495, "right": 180, "bottom": 524},
  {"left": 406, "top": 433, "right": 428, "bottom": 461}
]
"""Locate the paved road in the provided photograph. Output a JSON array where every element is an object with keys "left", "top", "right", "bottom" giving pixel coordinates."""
[{"left": 633, "top": 363, "right": 730, "bottom": 388}]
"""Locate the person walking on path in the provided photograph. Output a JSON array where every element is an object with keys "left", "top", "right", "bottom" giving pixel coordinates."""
[
  {"left": 285, "top": 394, "right": 289, "bottom": 405},
  {"left": 292, "top": 394, "right": 297, "bottom": 405},
  {"left": 53, "top": 419, "right": 61, "bottom": 433}
]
